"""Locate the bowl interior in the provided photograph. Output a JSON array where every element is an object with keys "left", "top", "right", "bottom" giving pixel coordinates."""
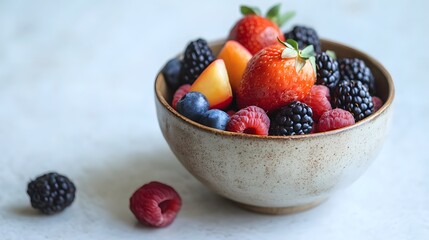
[{"left": 155, "top": 39, "right": 394, "bottom": 132}]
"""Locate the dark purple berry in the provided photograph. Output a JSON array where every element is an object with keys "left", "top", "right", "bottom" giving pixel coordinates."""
[
  {"left": 27, "top": 172, "right": 76, "bottom": 214},
  {"left": 199, "top": 109, "right": 230, "bottom": 130},
  {"left": 162, "top": 58, "right": 182, "bottom": 91},
  {"left": 176, "top": 92, "right": 209, "bottom": 122}
]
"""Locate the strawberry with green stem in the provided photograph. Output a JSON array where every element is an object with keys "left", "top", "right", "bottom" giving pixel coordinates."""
[
  {"left": 228, "top": 4, "right": 295, "bottom": 55},
  {"left": 237, "top": 39, "right": 317, "bottom": 112}
]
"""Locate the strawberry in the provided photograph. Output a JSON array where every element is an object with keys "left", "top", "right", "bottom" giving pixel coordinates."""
[
  {"left": 237, "top": 39, "right": 317, "bottom": 112},
  {"left": 228, "top": 4, "right": 295, "bottom": 55}
]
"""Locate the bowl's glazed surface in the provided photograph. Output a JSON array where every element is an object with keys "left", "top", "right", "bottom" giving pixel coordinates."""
[{"left": 155, "top": 39, "right": 394, "bottom": 214}]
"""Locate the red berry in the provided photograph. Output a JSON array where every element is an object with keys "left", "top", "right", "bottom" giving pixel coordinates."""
[
  {"left": 129, "top": 181, "right": 182, "bottom": 228},
  {"left": 172, "top": 84, "right": 191, "bottom": 109},
  {"left": 317, "top": 108, "right": 355, "bottom": 132},
  {"left": 372, "top": 96, "right": 383, "bottom": 112},
  {"left": 237, "top": 44, "right": 316, "bottom": 112},
  {"left": 228, "top": 15, "right": 284, "bottom": 55},
  {"left": 226, "top": 110, "right": 236, "bottom": 117},
  {"left": 226, "top": 106, "right": 270, "bottom": 135},
  {"left": 302, "top": 85, "right": 332, "bottom": 122}
]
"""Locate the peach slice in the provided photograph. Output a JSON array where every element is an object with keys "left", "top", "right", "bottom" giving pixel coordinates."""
[
  {"left": 190, "top": 59, "right": 233, "bottom": 110},
  {"left": 217, "top": 40, "right": 252, "bottom": 93}
]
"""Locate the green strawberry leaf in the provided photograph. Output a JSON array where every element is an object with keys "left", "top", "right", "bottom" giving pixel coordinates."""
[
  {"left": 282, "top": 48, "right": 298, "bottom": 58},
  {"left": 266, "top": 3, "right": 281, "bottom": 21},
  {"left": 301, "top": 45, "right": 315, "bottom": 59},
  {"left": 286, "top": 39, "right": 299, "bottom": 50},
  {"left": 240, "top": 5, "right": 261, "bottom": 16},
  {"left": 295, "top": 57, "right": 306, "bottom": 73},
  {"left": 325, "top": 50, "right": 337, "bottom": 60},
  {"left": 309, "top": 56, "right": 317, "bottom": 75},
  {"left": 277, "top": 11, "right": 295, "bottom": 27}
]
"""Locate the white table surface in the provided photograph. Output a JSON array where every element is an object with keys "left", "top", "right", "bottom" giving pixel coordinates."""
[{"left": 1, "top": 0, "right": 428, "bottom": 239}]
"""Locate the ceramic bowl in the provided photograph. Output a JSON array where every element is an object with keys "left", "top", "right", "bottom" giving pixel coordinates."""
[{"left": 154, "top": 39, "right": 394, "bottom": 214}]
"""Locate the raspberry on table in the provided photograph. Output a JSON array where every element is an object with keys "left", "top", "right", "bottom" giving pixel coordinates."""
[
  {"left": 302, "top": 85, "right": 332, "bottom": 122},
  {"left": 180, "top": 38, "right": 215, "bottom": 85},
  {"left": 27, "top": 172, "right": 76, "bottom": 214},
  {"left": 130, "top": 181, "right": 182, "bottom": 228},
  {"left": 333, "top": 80, "right": 374, "bottom": 122},
  {"left": 269, "top": 101, "right": 314, "bottom": 136},
  {"left": 226, "top": 106, "right": 270, "bottom": 135},
  {"left": 172, "top": 84, "right": 191, "bottom": 110},
  {"left": 317, "top": 108, "right": 355, "bottom": 132}
]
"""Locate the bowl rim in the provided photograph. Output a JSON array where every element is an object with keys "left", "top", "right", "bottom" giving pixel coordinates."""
[{"left": 155, "top": 39, "right": 395, "bottom": 140}]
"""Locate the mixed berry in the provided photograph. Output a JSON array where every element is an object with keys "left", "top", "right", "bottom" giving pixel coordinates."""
[
  {"left": 27, "top": 172, "right": 76, "bottom": 214},
  {"left": 129, "top": 181, "right": 182, "bottom": 228},
  {"left": 162, "top": 3, "right": 384, "bottom": 136}
]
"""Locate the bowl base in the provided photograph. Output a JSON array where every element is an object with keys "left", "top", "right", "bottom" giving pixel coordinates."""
[{"left": 234, "top": 199, "right": 326, "bottom": 215}]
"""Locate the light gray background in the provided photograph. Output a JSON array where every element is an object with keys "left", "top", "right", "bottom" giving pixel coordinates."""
[{"left": 1, "top": 0, "right": 428, "bottom": 239}]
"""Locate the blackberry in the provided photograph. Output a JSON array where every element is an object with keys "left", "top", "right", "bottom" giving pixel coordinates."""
[
  {"left": 316, "top": 52, "right": 340, "bottom": 91},
  {"left": 284, "top": 25, "right": 322, "bottom": 53},
  {"left": 27, "top": 172, "right": 76, "bottom": 214},
  {"left": 269, "top": 101, "right": 314, "bottom": 136},
  {"left": 339, "top": 58, "right": 375, "bottom": 94},
  {"left": 333, "top": 80, "right": 374, "bottom": 122},
  {"left": 180, "top": 38, "right": 215, "bottom": 85}
]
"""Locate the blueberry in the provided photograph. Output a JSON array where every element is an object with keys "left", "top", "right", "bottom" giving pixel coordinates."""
[
  {"left": 199, "top": 109, "right": 230, "bottom": 130},
  {"left": 162, "top": 58, "right": 182, "bottom": 91},
  {"left": 176, "top": 92, "right": 209, "bottom": 122}
]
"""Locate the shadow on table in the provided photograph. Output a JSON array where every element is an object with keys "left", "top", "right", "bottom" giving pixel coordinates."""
[
  {"left": 75, "top": 147, "right": 266, "bottom": 228},
  {"left": 7, "top": 147, "right": 332, "bottom": 229}
]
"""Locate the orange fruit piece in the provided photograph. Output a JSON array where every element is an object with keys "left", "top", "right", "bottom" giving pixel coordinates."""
[
  {"left": 190, "top": 59, "right": 233, "bottom": 110},
  {"left": 217, "top": 40, "right": 252, "bottom": 93}
]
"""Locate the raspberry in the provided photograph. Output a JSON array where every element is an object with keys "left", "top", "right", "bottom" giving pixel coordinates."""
[
  {"left": 129, "top": 181, "right": 182, "bottom": 228},
  {"left": 372, "top": 96, "right": 383, "bottom": 112},
  {"left": 317, "top": 108, "right": 355, "bottom": 132},
  {"left": 226, "top": 106, "right": 270, "bottom": 135},
  {"left": 302, "top": 85, "right": 332, "bottom": 122},
  {"left": 172, "top": 84, "right": 191, "bottom": 109},
  {"left": 226, "top": 110, "right": 236, "bottom": 117}
]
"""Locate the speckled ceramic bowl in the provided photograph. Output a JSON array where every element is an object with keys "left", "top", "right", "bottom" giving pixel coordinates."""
[{"left": 155, "top": 39, "right": 394, "bottom": 214}]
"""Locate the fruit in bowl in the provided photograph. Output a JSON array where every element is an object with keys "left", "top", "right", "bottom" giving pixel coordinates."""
[{"left": 155, "top": 4, "right": 394, "bottom": 214}]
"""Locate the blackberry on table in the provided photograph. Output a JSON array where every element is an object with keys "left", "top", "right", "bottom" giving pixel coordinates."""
[
  {"left": 27, "top": 172, "right": 76, "bottom": 214},
  {"left": 284, "top": 25, "right": 322, "bottom": 53},
  {"left": 316, "top": 52, "right": 340, "bottom": 91},
  {"left": 180, "top": 38, "right": 215, "bottom": 85},
  {"left": 269, "top": 101, "right": 314, "bottom": 136},
  {"left": 333, "top": 80, "right": 374, "bottom": 122},
  {"left": 339, "top": 58, "right": 376, "bottom": 94}
]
